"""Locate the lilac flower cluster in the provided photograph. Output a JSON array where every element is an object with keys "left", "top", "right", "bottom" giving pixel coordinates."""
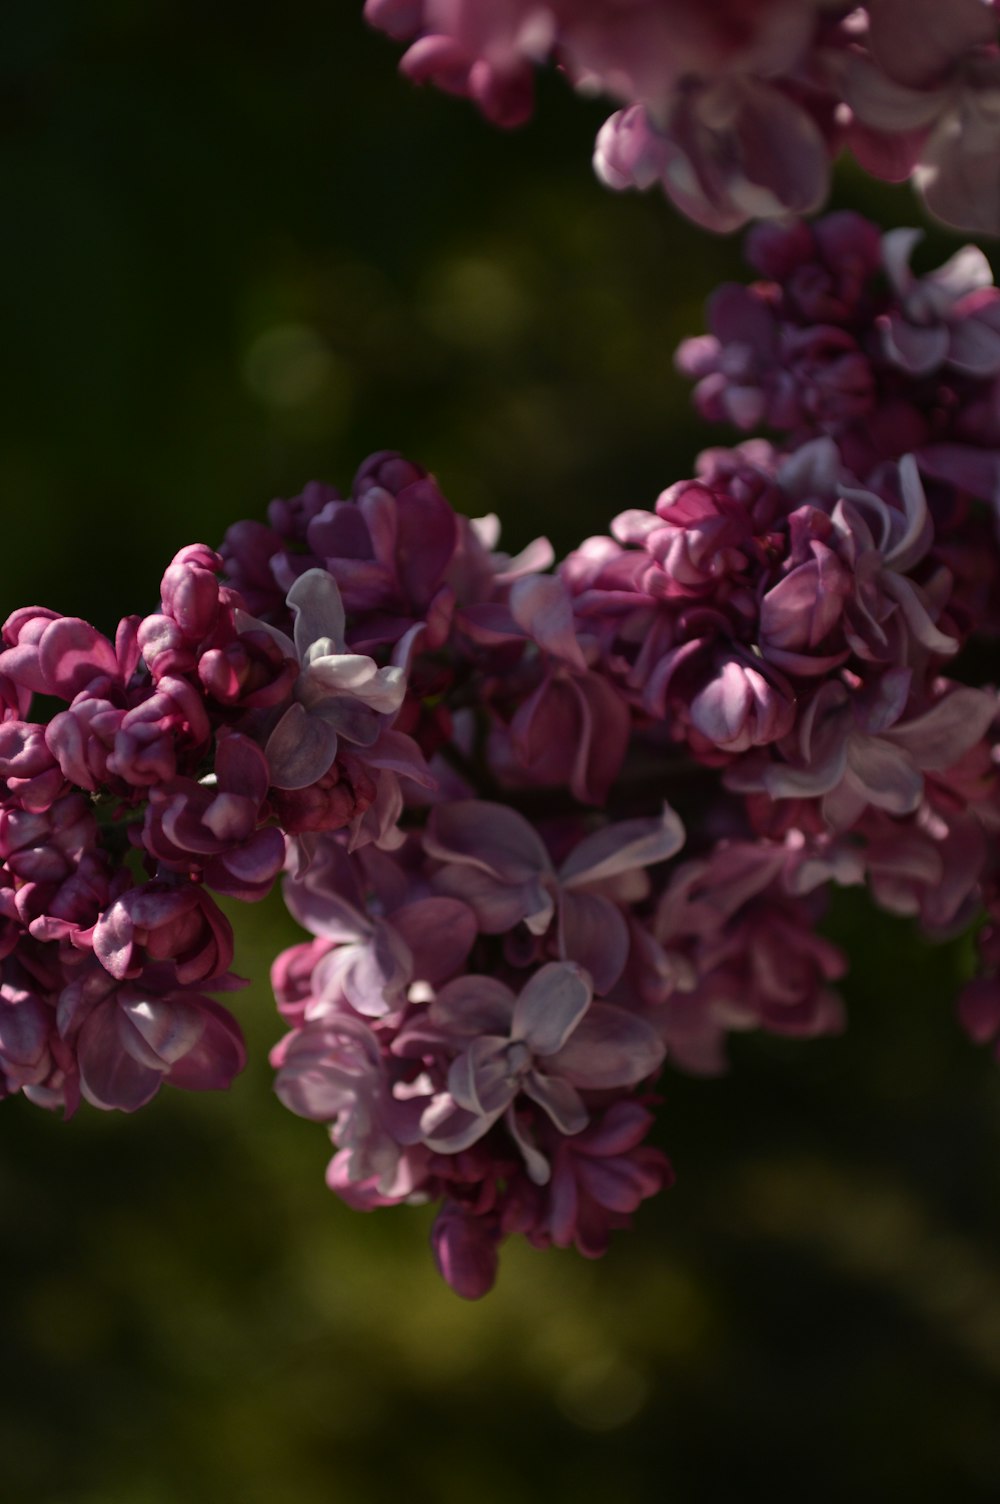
[
  {"left": 364, "top": 1, "right": 1000, "bottom": 234},
  {"left": 218, "top": 454, "right": 874, "bottom": 1294},
  {"left": 10, "top": 407, "right": 1000, "bottom": 1296}
]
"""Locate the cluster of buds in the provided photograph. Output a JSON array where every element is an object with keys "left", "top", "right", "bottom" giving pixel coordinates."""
[
  {"left": 0, "top": 506, "right": 424, "bottom": 1115},
  {"left": 365, "top": 1, "right": 1000, "bottom": 234}
]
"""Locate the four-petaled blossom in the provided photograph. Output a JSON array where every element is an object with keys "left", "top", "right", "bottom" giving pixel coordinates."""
[
  {"left": 425, "top": 800, "right": 684, "bottom": 993},
  {"left": 238, "top": 569, "right": 406, "bottom": 790},
  {"left": 419, "top": 962, "right": 665, "bottom": 1183}
]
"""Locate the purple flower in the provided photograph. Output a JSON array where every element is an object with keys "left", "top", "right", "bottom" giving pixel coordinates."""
[
  {"left": 646, "top": 837, "right": 849, "bottom": 1072},
  {"left": 282, "top": 836, "right": 477, "bottom": 1018},
  {"left": 735, "top": 676, "right": 998, "bottom": 830},
  {"left": 143, "top": 732, "right": 285, "bottom": 901},
  {"left": 430, "top": 1201, "right": 501, "bottom": 1300},
  {"left": 60, "top": 963, "right": 246, "bottom": 1113},
  {"left": 419, "top": 962, "right": 665, "bottom": 1182},
  {"left": 272, "top": 1011, "right": 428, "bottom": 1194},
  {"left": 598, "top": 77, "right": 831, "bottom": 233},
  {"left": 677, "top": 213, "right": 1000, "bottom": 503},
  {"left": 425, "top": 799, "right": 684, "bottom": 993},
  {"left": 304, "top": 466, "right": 462, "bottom": 652},
  {"left": 93, "top": 881, "right": 235, "bottom": 989},
  {"left": 237, "top": 569, "right": 407, "bottom": 791},
  {"left": 514, "top": 1099, "right": 673, "bottom": 1260}
]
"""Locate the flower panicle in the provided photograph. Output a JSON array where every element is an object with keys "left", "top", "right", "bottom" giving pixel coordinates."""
[{"left": 6, "top": 406, "right": 1000, "bottom": 1296}]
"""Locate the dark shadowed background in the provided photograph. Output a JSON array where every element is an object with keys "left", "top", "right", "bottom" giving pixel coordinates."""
[{"left": 3, "top": 5, "right": 1000, "bottom": 1502}]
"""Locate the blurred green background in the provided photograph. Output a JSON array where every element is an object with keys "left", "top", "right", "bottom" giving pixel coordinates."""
[{"left": 3, "top": 4, "right": 1000, "bottom": 1501}]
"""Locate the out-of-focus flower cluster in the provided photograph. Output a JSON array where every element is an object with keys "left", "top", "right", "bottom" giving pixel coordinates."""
[
  {"left": 9, "top": 235, "right": 1000, "bottom": 1293},
  {"left": 364, "top": 1, "right": 1000, "bottom": 235}
]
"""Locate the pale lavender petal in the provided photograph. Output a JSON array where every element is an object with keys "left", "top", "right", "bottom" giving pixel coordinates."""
[
  {"left": 310, "top": 695, "right": 383, "bottom": 747},
  {"left": 390, "top": 898, "right": 477, "bottom": 986},
  {"left": 430, "top": 975, "right": 516, "bottom": 1037},
  {"left": 265, "top": 703, "right": 339, "bottom": 790},
  {"left": 550, "top": 1004, "right": 665, "bottom": 1090},
  {"left": 881, "top": 312, "right": 950, "bottom": 375},
  {"left": 509, "top": 575, "right": 587, "bottom": 670},
  {"left": 846, "top": 733, "right": 924, "bottom": 814},
  {"left": 947, "top": 315, "right": 1000, "bottom": 375},
  {"left": 883, "top": 687, "right": 998, "bottom": 769},
  {"left": 449, "top": 1037, "right": 514, "bottom": 1118},
  {"left": 559, "top": 804, "right": 685, "bottom": 889},
  {"left": 341, "top": 918, "right": 413, "bottom": 1015},
  {"left": 917, "top": 105, "right": 1000, "bottom": 236},
  {"left": 283, "top": 876, "right": 368, "bottom": 945},
  {"left": 420, "top": 1094, "right": 504, "bottom": 1154},
  {"left": 118, "top": 996, "right": 206, "bottom": 1068},
  {"left": 522, "top": 1069, "right": 588, "bottom": 1136},
  {"left": 558, "top": 891, "right": 630, "bottom": 997},
  {"left": 881, "top": 226, "right": 922, "bottom": 297},
  {"left": 431, "top": 860, "right": 554, "bottom": 936},
  {"left": 306, "top": 656, "right": 406, "bottom": 717},
  {"left": 287, "top": 567, "right": 347, "bottom": 659},
  {"left": 880, "top": 573, "right": 957, "bottom": 654},
  {"left": 512, "top": 961, "right": 592, "bottom": 1056},
  {"left": 78, "top": 1000, "right": 162, "bottom": 1112},
  {"left": 424, "top": 799, "right": 551, "bottom": 881},
  {"left": 930, "top": 243, "right": 995, "bottom": 300}
]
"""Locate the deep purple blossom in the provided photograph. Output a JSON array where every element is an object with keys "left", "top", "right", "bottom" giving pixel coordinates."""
[
  {"left": 143, "top": 732, "right": 285, "bottom": 901},
  {"left": 93, "top": 882, "right": 235, "bottom": 989},
  {"left": 61, "top": 964, "right": 247, "bottom": 1113},
  {"left": 504, "top": 1099, "right": 673, "bottom": 1261}
]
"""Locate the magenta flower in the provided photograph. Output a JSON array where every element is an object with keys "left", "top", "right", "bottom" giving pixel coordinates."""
[
  {"left": 0, "top": 722, "right": 65, "bottom": 812},
  {"left": 0, "top": 609, "right": 120, "bottom": 701},
  {"left": 143, "top": 732, "right": 285, "bottom": 901},
  {"left": 60, "top": 964, "right": 246, "bottom": 1113},
  {"left": 430, "top": 1201, "right": 502, "bottom": 1300},
  {"left": 93, "top": 881, "right": 235, "bottom": 989}
]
